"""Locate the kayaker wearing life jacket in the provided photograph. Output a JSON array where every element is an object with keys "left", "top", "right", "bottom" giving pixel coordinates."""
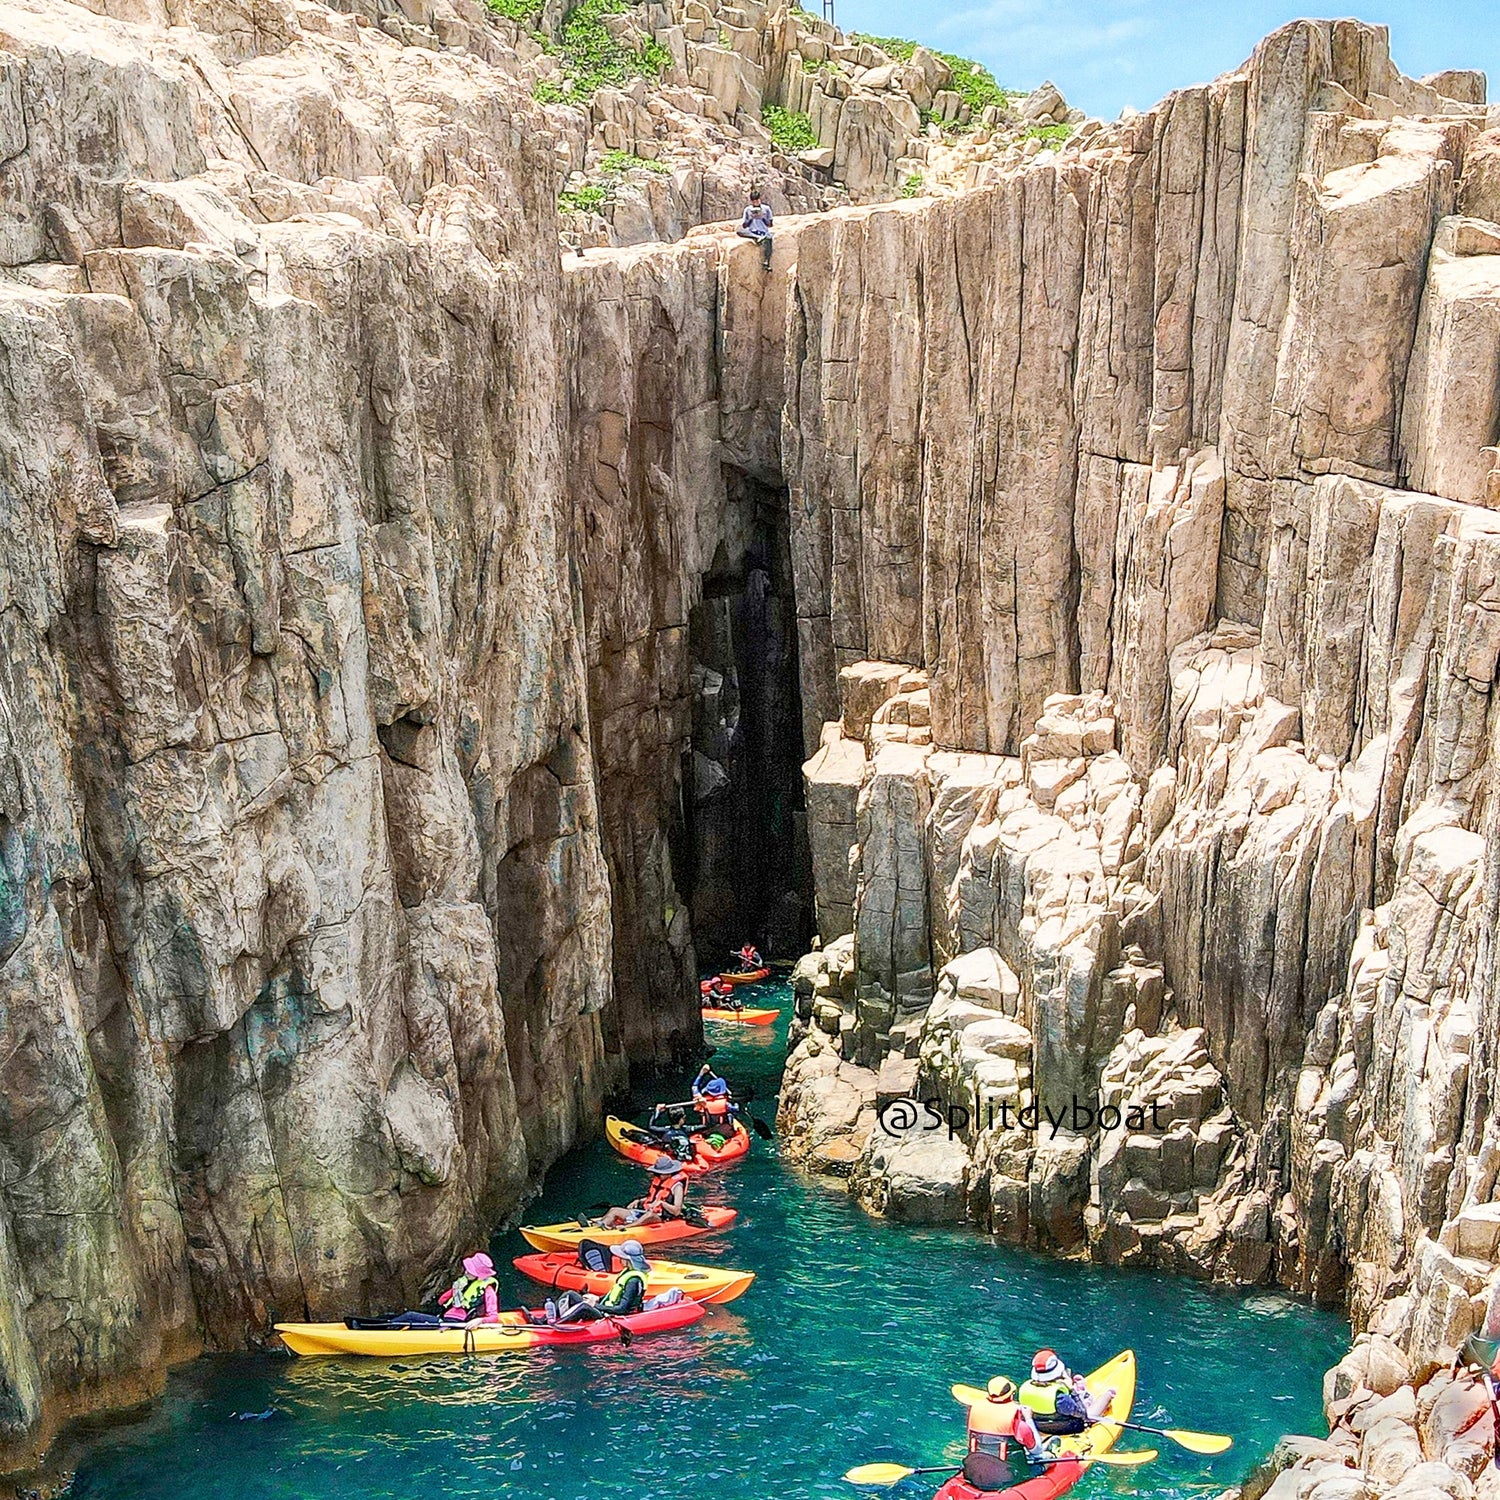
[
  {"left": 961, "top": 1378, "right": 1049, "bottom": 1488},
  {"left": 693, "top": 1066, "right": 735, "bottom": 1134},
  {"left": 703, "top": 977, "right": 738, "bottom": 1008},
  {"left": 597, "top": 1155, "right": 690, "bottom": 1227},
  {"left": 734, "top": 944, "right": 762, "bottom": 969},
  {"left": 548, "top": 1240, "right": 651, "bottom": 1323},
  {"left": 1019, "top": 1350, "right": 1117, "bottom": 1433},
  {"left": 438, "top": 1252, "right": 499, "bottom": 1323}
]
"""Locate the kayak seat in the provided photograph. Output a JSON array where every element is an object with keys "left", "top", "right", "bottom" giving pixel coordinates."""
[
  {"left": 962, "top": 1451, "right": 1019, "bottom": 1491},
  {"left": 576, "top": 1239, "right": 614, "bottom": 1274}
]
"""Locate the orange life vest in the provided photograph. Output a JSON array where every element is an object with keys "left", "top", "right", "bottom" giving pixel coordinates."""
[
  {"left": 643, "top": 1171, "right": 686, "bottom": 1211},
  {"left": 967, "top": 1398, "right": 1036, "bottom": 1456}
]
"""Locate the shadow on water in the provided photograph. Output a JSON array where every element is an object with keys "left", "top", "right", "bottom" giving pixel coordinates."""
[{"left": 69, "top": 975, "right": 1349, "bottom": 1500}]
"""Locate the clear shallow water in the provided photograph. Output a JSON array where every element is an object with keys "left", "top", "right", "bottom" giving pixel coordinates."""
[{"left": 70, "top": 977, "right": 1348, "bottom": 1500}]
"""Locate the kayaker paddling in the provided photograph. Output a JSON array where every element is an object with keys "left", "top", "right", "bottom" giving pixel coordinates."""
[
  {"left": 693, "top": 1065, "right": 736, "bottom": 1134},
  {"left": 1019, "top": 1350, "right": 1117, "bottom": 1433},
  {"left": 962, "top": 1377, "right": 1050, "bottom": 1488},
  {"left": 596, "top": 1155, "right": 691, "bottom": 1228}
]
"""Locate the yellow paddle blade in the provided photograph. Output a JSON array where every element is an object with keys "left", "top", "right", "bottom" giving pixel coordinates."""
[
  {"left": 951, "top": 1382, "right": 987, "bottom": 1405},
  {"left": 843, "top": 1462, "right": 915, "bottom": 1485},
  {"left": 1085, "top": 1450, "right": 1158, "bottom": 1466},
  {"left": 1163, "top": 1429, "right": 1232, "bottom": 1454}
]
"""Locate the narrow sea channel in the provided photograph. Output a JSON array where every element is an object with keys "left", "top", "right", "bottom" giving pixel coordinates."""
[{"left": 69, "top": 977, "right": 1348, "bottom": 1500}]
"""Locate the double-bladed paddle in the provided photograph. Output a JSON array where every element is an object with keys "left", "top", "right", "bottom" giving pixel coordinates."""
[
  {"left": 951, "top": 1384, "right": 1232, "bottom": 1455},
  {"left": 843, "top": 1449, "right": 1157, "bottom": 1486}
]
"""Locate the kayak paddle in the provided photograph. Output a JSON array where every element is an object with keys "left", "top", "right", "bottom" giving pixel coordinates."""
[
  {"left": 1114, "top": 1420, "right": 1230, "bottom": 1454},
  {"left": 844, "top": 1463, "right": 957, "bottom": 1485},
  {"left": 951, "top": 1385, "right": 1225, "bottom": 1456},
  {"left": 845, "top": 1451, "right": 1157, "bottom": 1486}
]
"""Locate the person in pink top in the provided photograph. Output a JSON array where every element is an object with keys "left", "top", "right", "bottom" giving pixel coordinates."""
[{"left": 438, "top": 1252, "right": 499, "bottom": 1323}]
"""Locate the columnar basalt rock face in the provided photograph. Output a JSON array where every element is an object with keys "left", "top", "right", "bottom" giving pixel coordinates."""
[
  {"left": 0, "top": 0, "right": 626, "bottom": 1468},
  {"left": 6, "top": 0, "right": 1500, "bottom": 1488},
  {"left": 754, "top": 24, "right": 1500, "bottom": 1495}
]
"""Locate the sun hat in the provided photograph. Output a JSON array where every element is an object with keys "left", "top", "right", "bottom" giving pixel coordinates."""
[
  {"left": 616, "top": 1239, "right": 649, "bottom": 1269},
  {"left": 1031, "top": 1350, "right": 1066, "bottom": 1382},
  {"left": 648, "top": 1155, "right": 681, "bottom": 1175},
  {"left": 987, "top": 1377, "right": 1016, "bottom": 1400},
  {"left": 462, "top": 1252, "right": 494, "bottom": 1279}
]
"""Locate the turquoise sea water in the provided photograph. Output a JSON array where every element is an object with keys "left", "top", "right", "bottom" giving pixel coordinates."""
[{"left": 69, "top": 977, "right": 1349, "bottom": 1500}]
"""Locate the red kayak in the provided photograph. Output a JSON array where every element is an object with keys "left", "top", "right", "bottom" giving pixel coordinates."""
[
  {"left": 934, "top": 1352, "right": 1136, "bottom": 1500},
  {"left": 276, "top": 1297, "right": 706, "bottom": 1355},
  {"left": 605, "top": 1116, "right": 751, "bottom": 1174},
  {"left": 513, "top": 1252, "right": 755, "bottom": 1304}
]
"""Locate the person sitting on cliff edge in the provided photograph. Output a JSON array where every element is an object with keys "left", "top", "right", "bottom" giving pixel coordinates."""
[
  {"left": 1018, "top": 1350, "right": 1116, "bottom": 1433},
  {"left": 596, "top": 1155, "right": 691, "bottom": 1228},
  {"left": 736, "top": 190, "right": 774, "bottom": 271}
]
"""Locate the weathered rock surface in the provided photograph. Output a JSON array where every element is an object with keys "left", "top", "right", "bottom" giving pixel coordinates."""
[{"left": 4, "top": 0, "right": 1500, "bottom": 1491}]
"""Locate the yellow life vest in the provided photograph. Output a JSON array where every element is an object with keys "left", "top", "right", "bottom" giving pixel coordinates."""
[{"left": 1018, "top": 1378, "right": 1065, "bottom": 1415}]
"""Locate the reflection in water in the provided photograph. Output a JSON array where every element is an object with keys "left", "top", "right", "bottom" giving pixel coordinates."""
[{"left": 69, "top": 979, "right": 1350, "bottom": 1500}]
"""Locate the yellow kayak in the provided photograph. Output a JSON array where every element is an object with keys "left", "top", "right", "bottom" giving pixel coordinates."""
[
  {"left": 943, "top": 1350, "right": 1136, "bottom": 1500},
  {"left": 276, "top": 1298, "right": 706, "bottom": 1356}
]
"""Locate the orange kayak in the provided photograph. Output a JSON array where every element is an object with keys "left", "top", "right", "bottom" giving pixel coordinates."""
[
  {"left": 715, "top": 968, "right": 769, "bottom": 985},
  {"left": 605, "top": 1116, "right": 750, "bottom": 1174},
  {"left": 702, "top": 1006, "right": 780, "bottom": 1025},
  {"left": 519, "top": 1207, "right": 738, "bottom": 1254},
  {"left": 512, "top": 1252, "right": 754, "bottom": 1304}
]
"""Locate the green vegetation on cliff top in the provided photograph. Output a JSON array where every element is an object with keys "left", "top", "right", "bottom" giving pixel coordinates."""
[
  {"left": 852, "top": 32, "right": 1019, "bottom": 130},
  {"left": 507, "top": 0, "right": 669, "bottom": 107},
  {"left": 558, "top": 150, "right": 669, "bottom": 217},
  {"left": 762, "top": 103, "right": 817, "bottom": 152}
]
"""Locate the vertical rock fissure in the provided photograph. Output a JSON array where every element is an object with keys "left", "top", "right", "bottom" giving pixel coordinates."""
[{"left": 680, "top": 470, "right": 814, "bottom": 966}]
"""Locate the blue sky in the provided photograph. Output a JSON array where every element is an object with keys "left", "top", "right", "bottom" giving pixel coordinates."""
[{"left": 829, "top": 0, "right": 1497, "bottom": 120}]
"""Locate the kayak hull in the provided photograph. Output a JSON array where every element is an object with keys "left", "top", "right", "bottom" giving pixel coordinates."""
[
  {"left": 512, "top": 1252, "right": 754, "bottom": 1304},
  {"left": 605, "top": 1116, "right": 751, "bottom": 1175},
  {"left": 519, "top": 1206, "right": 738, "bottom": 1254},
  {"left": 717, "top": 968, "right": 770, "bottom": 985},
  {"left": 275, "top": 1299, "right": 706, "bottom": 1356},
  {"left": 701, "top": 1007, "right": 780, "bottom": 1025},
  {"left": 935, "top": 1350, "right": 1136, "bottom": 1500}
]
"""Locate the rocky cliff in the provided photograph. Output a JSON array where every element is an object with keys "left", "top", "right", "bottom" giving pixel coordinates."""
[{"left": 3, "top": 0, "right": 1500, "bottom": 1487}]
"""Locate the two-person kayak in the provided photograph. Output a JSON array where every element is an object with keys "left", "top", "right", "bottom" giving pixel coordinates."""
[
  {"left": 275, "top": 1299, "right": 705, "bottom": 1356},
  {"left": 937, "top": 1352, "right": 1137, "bottom": 1500},
  {"left": 606, "top": 1116, "right": 751, "bottom": 1174},
  {"left": 513, "top": 1252, "right": 754, "bottom": 1304}
]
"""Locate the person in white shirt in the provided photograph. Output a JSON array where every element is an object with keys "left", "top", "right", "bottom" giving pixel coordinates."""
[{"left": 737, "top": 189, "right": 774, "bottom": 269}]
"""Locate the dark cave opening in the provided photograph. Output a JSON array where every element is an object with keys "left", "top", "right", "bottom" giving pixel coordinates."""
[{"left": 675, "top": 470, "right": 814, "bottom": 972}]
